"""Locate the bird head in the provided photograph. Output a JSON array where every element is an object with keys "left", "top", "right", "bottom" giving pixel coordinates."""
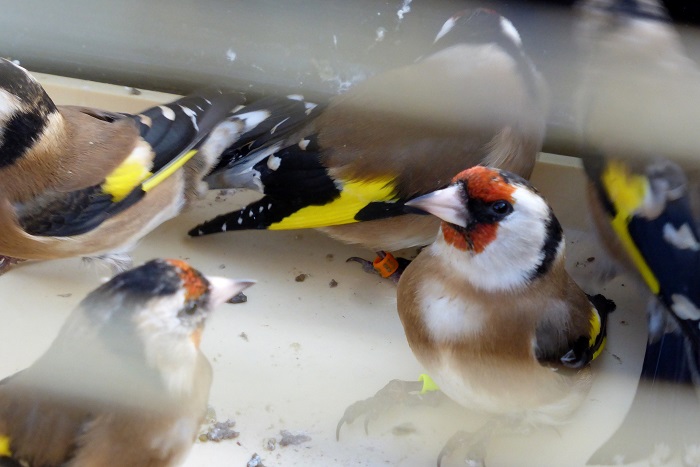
[
  {"left": 405, "top": 166, "right": 564, "bottom": 292},
  {"left": 433, "top": 9, "right": 523, "bottom": 54},
  {"left": 49, "top": 259, "right": 255, "bottom": 399}
]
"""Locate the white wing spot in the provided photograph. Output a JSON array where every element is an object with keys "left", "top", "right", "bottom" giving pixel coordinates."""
[
  {"left": 237, "top": 217, "right": 243, "bottom": 225},
  {"left": 221, "top": 224, "right": 227, "bottom": 232},
  {"left": 159, "top": 106, "right": 176, "bottom": 121},
  {"left": 671, "top": 294, "right": 700, "bottom": 321},
  {"left": 663, "top": 223, "right": 700, "bottom": 250},
  {"left": 267, "top": 155, "right": 282, "bottom": 171},
  {"left": 236, "top": 110, "right": 270, "bottom": 132},
  {"left": 179, "top": 105, "right": 199, "bottom": 131},
  {"left": 299, "top": 139, "right": 310, "bottom": 150}
]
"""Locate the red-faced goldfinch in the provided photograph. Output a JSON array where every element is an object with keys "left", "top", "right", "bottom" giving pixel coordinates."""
[
  {"left": 0, "top": 58, "right": 243, "bottom": 273},
  {"left": 337, "top": 166, "right": 614, "bottom": 465},
  {"left": 0, "top": 259, "right": 253, "bottom": 467},
  {"left": 188, "top": 9, "right": 548, "bottom": 264}
]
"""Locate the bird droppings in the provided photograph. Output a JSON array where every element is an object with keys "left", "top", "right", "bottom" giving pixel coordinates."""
[
  {"left": 391, "top": 422, "right": 417, "bottom": 436},
  {"left": 218, "top": 264, "right": 226, "bottom": 269},
  {"left": 239, "top": 332, "right": 249, "bottom": 342},
  {"left": 279, "top": 430, "right": 312, "bottom": 447},
  {"left": 619, "top": 320, "right": 628, "bottom": 325},
  {"left": 295, "top": 273, "right": 307, "bottom": 282},
  {"left": 264, "top": 437, "right": 277, "bottom": 451},
  {"left": 228, "top": 292, "right": 248, "bottom": 304},
  {"left": 57, "top": 293, "right": 72, "bottom": 298},
  {"left": 587, "top": 256, "right": 595, "bottom": 262},
  {"left": 247, "top": 453, "right": 266, "bottom": 467},
  {"left": 329, "top": 279, "right": 338, "bottom": 288},
  {"left": 200, "top": 419, "right": 239, "bottom": 442},
  {"left": 326, "top": 253, "right": 334, "bottom": 261},
  {"left": 290, "top": 342, "right": 302, "bottom": 352},
  {"left": 126, "top": 86, "right": 141, "bottom": 96}
]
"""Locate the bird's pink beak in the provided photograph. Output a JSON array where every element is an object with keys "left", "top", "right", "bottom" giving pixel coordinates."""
[
  {"left": 205, "top": 276, "right": 255, "bottom": 307},
  {"left": 405, "top": 184, "right": 469, "bottom": 227}
]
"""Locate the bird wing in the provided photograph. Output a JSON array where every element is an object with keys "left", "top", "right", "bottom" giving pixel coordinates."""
[
  {"left": 585, "top": 154, "right": 700, "bottom": 360},
  {"left": 16, "top": 90, "right": 243, "bottom": 237},
  {"left": 190, "top": 95, "right": 405, "bottom": 236}
]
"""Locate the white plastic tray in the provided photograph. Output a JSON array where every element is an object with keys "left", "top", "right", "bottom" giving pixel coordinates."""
[{"left": 0, "top": 73, "right": 650, "bottom": 466}]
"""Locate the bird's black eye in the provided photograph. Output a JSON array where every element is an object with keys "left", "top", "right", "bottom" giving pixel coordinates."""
[
  {"left": 489, "top": 200, "right": 512, "bottom": 217},
  {"left": 184, "top": 302, "right": 198, "bottom": 316}
]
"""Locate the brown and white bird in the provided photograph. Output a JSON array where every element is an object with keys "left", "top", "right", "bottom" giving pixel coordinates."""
[
  {"left": 338, "top": 166, "right": 614, "bottom": 465},
  {"left": 0, "top": 58, "right": 243, "bottom": 273},
  {"left": 188, "top": 9, "right": 548, "bottom": 264},
  {"left": 0, "top": 258, "right": 253, "bottom": 467}
]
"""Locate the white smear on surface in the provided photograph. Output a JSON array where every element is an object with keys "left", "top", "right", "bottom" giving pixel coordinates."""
[
  {"left": 397, "top": 0, "right": 412, "bottom": 20},
  {"left": 226, "top": 49, "right": 237, "bottom": 62},
  {"left": 375, "top": 27, "right": 386, "bottom": 42}
]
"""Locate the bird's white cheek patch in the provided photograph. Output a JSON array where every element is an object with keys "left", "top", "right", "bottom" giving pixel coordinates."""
[{"left": 419, "top": 279, "right": 484, "bottom": 342}]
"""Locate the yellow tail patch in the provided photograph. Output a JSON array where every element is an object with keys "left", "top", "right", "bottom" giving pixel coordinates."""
[
  {"left": 269, "top": 177, "right": 397, "bottom": 230},
  {"left": 601, "top": 161, "right": 660, "bottom": 294}
]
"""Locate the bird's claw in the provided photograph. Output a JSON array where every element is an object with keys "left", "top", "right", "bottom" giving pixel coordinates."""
[
  {"left": 0, "top": 256, "right": 25, "bottom": 275},
  {"left": 336, "top": 379, "right": 429, "bottom": 440},
  {"left": 437, "top": 430, "right": 487, "bottom": 467}
]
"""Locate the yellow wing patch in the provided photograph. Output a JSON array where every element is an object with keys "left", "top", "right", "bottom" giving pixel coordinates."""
[
  {"left": 269, "top": 177, "right": 397, "bottom": 230},
  {"left": 589, "top": 307, "right": 606, "bottom": 361},
  {"left": 0, "top": 434, "right": 11, "bottom": 456},
  {"left": 601, "top": 161, "right": 660, "bottom": 294},
  {"left": 102, "top": 142, "right": 153, "bottom": 202},
  {"left": 102, "top": 141, "right": 199, "bottom": 201}
]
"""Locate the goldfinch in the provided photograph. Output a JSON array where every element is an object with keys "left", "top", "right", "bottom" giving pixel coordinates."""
[
  {"left": 337, "top": 166, "right": 614, "bottom": 465},
  {"left": 0, "top": 58, "right": 243, "bottom": 273},
  {"left": 188, "top": 9, "right": 548, "bottom": 256},
  {"left": 0, "top": 258, "right": 254, "bottom": 467},
  {"left": 584, "top": 153, "right": 700, "bottom": 464},
  {"left": 575, "top": 0, "right": 700, "bottom": 462}
]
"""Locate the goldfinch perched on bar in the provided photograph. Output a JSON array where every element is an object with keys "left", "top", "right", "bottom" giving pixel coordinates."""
[
  {"left": 337, "top": 167, "right": 614, "bottom": 466},
  {"left": 0, "top": 258, "right": 254, "bottom": 467},
  {"left": 0, "top": 58, "right": 244, "bottom": 273},
  {"left": 188, "top": 9, "right": 548, "bottom": 259}
]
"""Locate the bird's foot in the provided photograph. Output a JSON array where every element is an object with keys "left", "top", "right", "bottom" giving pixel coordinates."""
[
  {"left": 0, "top": 256, "right": 25, "bottom": 275},
  {"left": 336, "top": 378, "right": 443, "bottom": 440},
  {"left": 437, "top": 419, "right": 503, "bottom": 467},
  {"left": 346, "top": 251, "right": 412, "bottom": 284},
  {"left": 437, "top": 430, "right": 488, "bottom": 467}
]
